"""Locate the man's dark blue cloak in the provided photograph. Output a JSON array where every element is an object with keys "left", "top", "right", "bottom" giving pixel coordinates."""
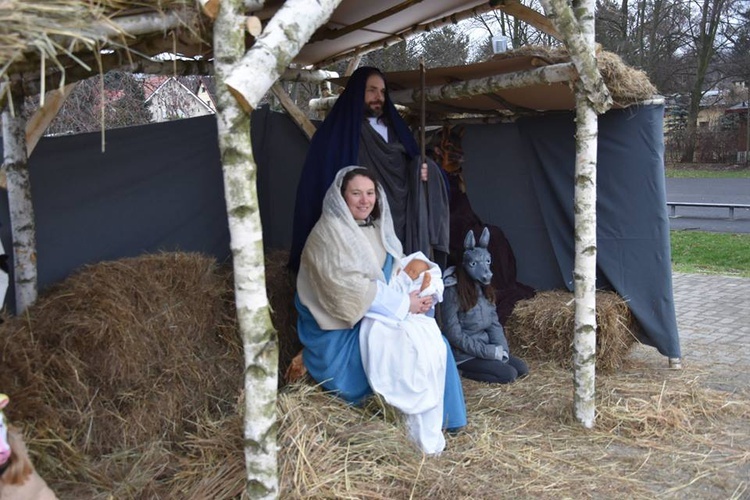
[{"left": 288, "top": 67, "right": 420, "bottom": 272}]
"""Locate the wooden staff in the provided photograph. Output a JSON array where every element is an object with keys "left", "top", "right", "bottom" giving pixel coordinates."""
[
  {"left": 419, "top": 57, "right": 432, "bottom": 259},
  {"left": 420, "top": 57, "right": 426, "bottom": 168}
]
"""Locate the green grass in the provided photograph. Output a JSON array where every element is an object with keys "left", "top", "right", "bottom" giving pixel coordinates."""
[
  {"left": 665, "top": 168, "right": 750, "bottom": 178},
  {"left": 670, "top": 231, "right": 750, "bottom": 277},
  {"left": 664, "top": 163, "right": 750, "bottom": 178}
]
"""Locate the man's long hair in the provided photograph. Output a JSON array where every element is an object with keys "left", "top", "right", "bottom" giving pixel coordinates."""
[
  {"left": 361, "top": 67, "right": 391, "bottom": 125},
  {"left": 454, "top": 262, "right": 496, "bottom": 313}
]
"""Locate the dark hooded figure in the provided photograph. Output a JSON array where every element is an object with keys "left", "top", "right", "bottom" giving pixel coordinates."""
[{"left": 288, "top": 66, "right": 449, "bottom": 272}]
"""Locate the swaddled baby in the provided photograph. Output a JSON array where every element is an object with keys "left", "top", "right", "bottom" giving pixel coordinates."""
[
  {"left": 403, "top": 258, "right": 432, "bottom": 293},
  {"left": 395, "top": 252, "right": 444, "bottom": 303}
]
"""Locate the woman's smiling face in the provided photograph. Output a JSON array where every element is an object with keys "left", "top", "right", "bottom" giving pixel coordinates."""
[{"left": 343, "top": 174, "right": 377, "bottom": 222}]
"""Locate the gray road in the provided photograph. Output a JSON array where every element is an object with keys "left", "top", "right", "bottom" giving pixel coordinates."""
[{"left": 665, "top": 178, "right": 750, "bottom": 233}]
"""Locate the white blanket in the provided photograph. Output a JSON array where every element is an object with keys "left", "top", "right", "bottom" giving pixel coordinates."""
[{"left": 360, "top": 253, "right": 447, "bottom": 455}]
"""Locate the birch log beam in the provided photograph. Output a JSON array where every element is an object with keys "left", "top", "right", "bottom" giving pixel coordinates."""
[
  {"left": 281, "top": 68, "right": 339, "bottom": 83},
  {"left": 91, "top": 10, "right": 191, "bottom": 39},
  {"left": 310, "top": 95, "right": 412, "bottom": 115},
  {"left": 389, "top": 63, "right": 577, "bottom": 106},
  {"left": 540, "top": 0, "right": 612, "bottom": 114},
  {"left": 345, "top": 55, "right": 363, "bottom": 76},
  {"left": 224, "top": 0, "right": 344, "bottom": 113},
  {"left": 2, "top": 94, "right": 38, "bottom": 314},
  {"left": 309, "top": 62, "right": 577, "bottom": 113}
]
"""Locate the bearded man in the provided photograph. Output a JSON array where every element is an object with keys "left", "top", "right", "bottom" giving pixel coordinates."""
[{"left": 288, "top": 66, "right": 449, "bottom": 272}]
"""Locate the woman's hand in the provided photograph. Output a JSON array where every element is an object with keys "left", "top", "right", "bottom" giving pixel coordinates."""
[{"left": 409, "top": 290, "right": 433, "bottom": 314}]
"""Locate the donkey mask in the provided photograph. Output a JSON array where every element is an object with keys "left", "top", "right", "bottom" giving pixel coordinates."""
[{"left": 463, "top": 227, "right": 492, "bottom": 285}]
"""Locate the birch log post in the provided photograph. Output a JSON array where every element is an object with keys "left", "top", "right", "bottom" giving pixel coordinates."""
[
  {"left": 214, "top": 0, "right": 341, "bottom": 496},
  {"left": 541, "top": 0, "right": 611, "bottom": 428},
  {"left": 214, "top": 2, "right": 277, "bottom": 496},
  {"left": 1, "top": 92, "right": 37, "bottom": 314}
]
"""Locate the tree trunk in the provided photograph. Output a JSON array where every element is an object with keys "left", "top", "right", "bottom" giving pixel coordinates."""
[
  {"left": 681, "top": 0, "right": 727, "bottom": 162},
  {"left": 541, "top": 0, "right": 603, "bottom": 428},
  {"left": 2, "top": 92, "right": 38, "bottom": 314},
  {"left": 215, "top": 0, "right": 341, "bottom": 496},
  {"left": 618, "top": 0, "right": 629, "bottom": 55}
]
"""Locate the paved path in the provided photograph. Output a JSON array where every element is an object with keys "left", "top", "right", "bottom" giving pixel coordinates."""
[{"left": 630, "top": 272, "right": 750, "bottom": 392}]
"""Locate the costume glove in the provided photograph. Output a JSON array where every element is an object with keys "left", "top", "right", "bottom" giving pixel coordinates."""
[{"left": 493, "top": 346, "right": 509, "bottom": 363}]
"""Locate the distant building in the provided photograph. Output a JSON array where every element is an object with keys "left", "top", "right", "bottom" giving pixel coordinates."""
[
  {"left": 725, "top": 101, "right": 749, "bottom": 163},
  {"left": 144, "top": 76, "right": 215, "bottom": 123}
]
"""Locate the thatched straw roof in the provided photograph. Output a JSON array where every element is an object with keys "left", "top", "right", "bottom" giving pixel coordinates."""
[
  {"left": 1, "top": 1, "right": 659, "bottom": 122},
  {"left": 0, "top": 0, "right": 494, "bottom": 98},
  {"left": 0, "top": 0, "right": 211, "bottom": 97}
]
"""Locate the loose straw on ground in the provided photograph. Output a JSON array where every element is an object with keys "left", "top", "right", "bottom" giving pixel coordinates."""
[{"left": 1, "top": 252, "right": 747, "bottom": 498}]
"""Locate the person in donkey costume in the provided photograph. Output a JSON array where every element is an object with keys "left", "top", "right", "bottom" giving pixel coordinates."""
[{"left": 441, "top": 228, "right": 529, "bottom": 384}]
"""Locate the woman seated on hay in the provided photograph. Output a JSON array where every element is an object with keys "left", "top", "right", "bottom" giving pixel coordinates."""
[{"left": 295, "top": 166, "right": 467, "bottom": 454}]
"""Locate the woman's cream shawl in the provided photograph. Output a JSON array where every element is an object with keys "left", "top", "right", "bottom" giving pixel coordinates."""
[{"left": 297, "top": 166, "right": 403, "bottom": 329}]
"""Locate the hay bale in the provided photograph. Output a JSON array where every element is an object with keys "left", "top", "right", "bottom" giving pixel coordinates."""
[
  {"left": 263, "top": 249, "right": 302, "bottom": 387},
  {"left": 0, "top": 250, "right": 305, "bottom": 495},
  {"left": 505, "top": 289, "right": 638, "bottom": 373},
  {"left": 0, "top": 252, "right": 243, "bottom": 462}
]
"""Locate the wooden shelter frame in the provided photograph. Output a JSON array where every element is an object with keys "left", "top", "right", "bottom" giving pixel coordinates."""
[{"left": 0, "top": 0, "right": 652, "bottom": 495}]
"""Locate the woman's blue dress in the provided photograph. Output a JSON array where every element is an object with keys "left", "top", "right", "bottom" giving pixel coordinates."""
[{"left": 296, "top": 254, "right": 467, "bottom": 430}]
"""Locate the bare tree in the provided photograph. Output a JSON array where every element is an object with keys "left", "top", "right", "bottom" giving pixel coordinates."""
[
  {"left": 418, "top": 25, "right": 472, "bottom": 68},
  {"left": 680, "top": 0, "right": 731, "bottom": 161},
  {"left": 596, "top": 0, "right": 691, "bottom": 94},
  {"left": 467, "top": 1, "right": 560, "bottom": 61},
  {"left": 25, "top": 71, "right": 152, "bottom": 136},
  {"left": 361, "top": 39, "right": 420, "bottom": 72}
]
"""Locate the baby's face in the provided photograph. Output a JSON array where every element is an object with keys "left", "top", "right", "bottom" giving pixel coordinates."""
[{"left": 404, "top": 260, "right": 430, "bottom": 280}]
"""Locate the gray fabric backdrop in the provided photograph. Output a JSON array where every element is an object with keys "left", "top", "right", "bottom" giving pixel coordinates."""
[{"left": 0, "top": 104, "right": 680, "bottom": 357}]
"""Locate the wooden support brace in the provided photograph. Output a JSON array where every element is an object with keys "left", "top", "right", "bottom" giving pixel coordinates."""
[
  {"left": 25, "top": 83, "right": 77, "bottom": 156},
  {"left": 271, "top": 82, "right": 317, "bottom": 139}
]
